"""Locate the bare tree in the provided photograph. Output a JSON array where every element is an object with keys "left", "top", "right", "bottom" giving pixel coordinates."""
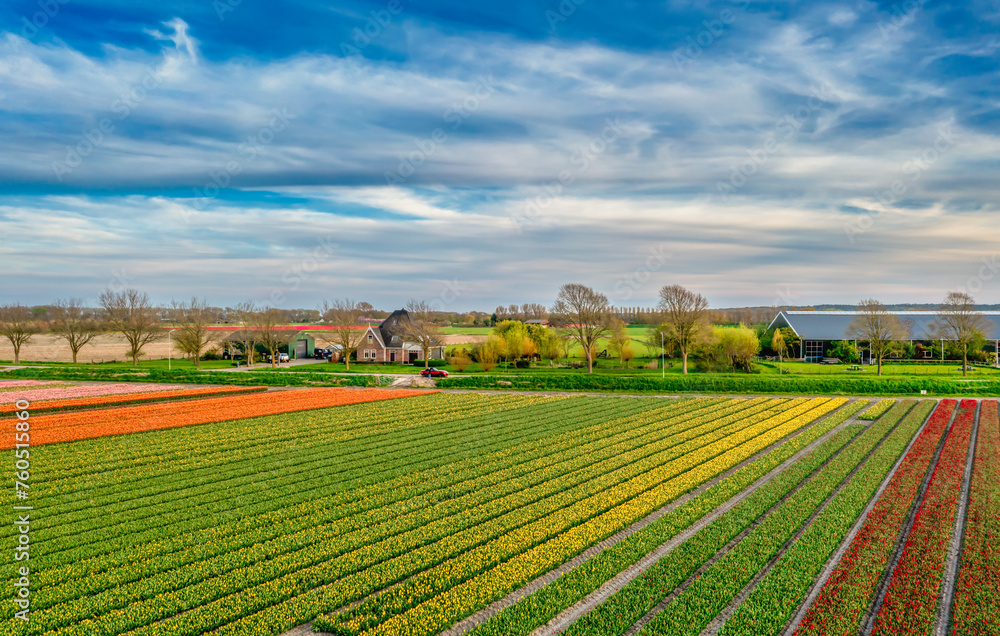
[
  {"left": 252, "top": 307, "right": 293, "bottom": 368},
  {"left": 98, "top": 288, "right": 164, "bottom": 366},
  {"left": 50, "top": 299, "right": 104, "bottom": 363},
  {"left": 322, "top": 298, "right": 366, "bottom": 370},
  {"left": 930, "top": 292, "right": 993, "bottom": 377},
  {"left": 657, "top": 284, "right": 710, "bottom": 374},
  {"left": 404, "top": 300, "right": 442, "bottom": 369},
  {"left": 846, "top": 299, "right": 909, "bottom": 376},
  {"left": 550, "top": 283, "right": 611, "bottom": 373},
  {"left": 0, "top": 305, "right": 40, "bottom": 365},
  {"left": 171, "top": 298, "right": 220, "bottom": 368},
  {"left": 232, "top": 300, "right": 260, "bottom": 366}
]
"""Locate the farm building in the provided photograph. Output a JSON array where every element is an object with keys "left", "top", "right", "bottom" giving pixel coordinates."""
[
  {"left": 357, "top": 309, "right": 445, "bottom": 364},
  {"left": 769, "top": 310, "right": 1000, "bottom": 363}
]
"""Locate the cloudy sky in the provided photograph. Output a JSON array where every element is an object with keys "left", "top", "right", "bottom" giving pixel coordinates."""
[{"left": 1, "top": 0, "right": 998, "bottom": 310}]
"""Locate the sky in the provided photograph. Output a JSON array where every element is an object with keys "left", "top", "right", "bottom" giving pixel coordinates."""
[{"left": 1, "top": 0, "right": 998, "bottom": 311}]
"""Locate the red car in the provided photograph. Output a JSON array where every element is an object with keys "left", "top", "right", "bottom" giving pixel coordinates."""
[{"left": 420, "top": 368, "right": 449, "bottom": 378}]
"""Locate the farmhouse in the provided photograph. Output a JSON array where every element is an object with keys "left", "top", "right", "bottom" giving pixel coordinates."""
[
  {"left": 769, "top": 310, "right": 1000, "bottom": 363},
  {"left": 357, "top": 309, "right": 445, "bottom": 364}
]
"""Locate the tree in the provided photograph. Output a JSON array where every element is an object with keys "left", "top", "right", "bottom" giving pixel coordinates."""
[
  {"left": 50, "top": 299, "right": 104, "bottom": 363},
  {"left": 232, "top": 301, "right": 260, "bottom": 366},
  {"left": 771, "top": 329, "right": 787, "bottom": 374},
  {"left": 846, "top": 299, "right": 909, "bottom": 376},
  {"left": 476, "top": 336, "right": 502, "bottom": 372},
  {"left": 322, "top": 299, "right": 366, "bottom": 371},
  {"left": 714, "top": 325, "right": 761, "bottom": 372},
  {"left": 252, "top": 307, "right": 294, "bottom": 369},
  {"left": 930, "top": 292, "right": 993, "bottom": 377},
  {"left": 550, "top": 284, "right": 611, "bottom": 373},
  {"left": 657, "top": 284, "right": 711, "bottom": 374},
  {"left": 98, "top": 288, "right": 164, "bottom": 366},
  {"left": 607, "top": 319, "right": 634, "bottom": 368},
  {"left": 404, "top": 300, "right": 442, "bottom": 369},
  {"left": 0, "top": 305, "right": 40, "bottom": 365},
  {"left": 539, "top": 328, "right": 565, "bottom": 363},
  {"left": 171, "top": 298, "right": 219, "bottom": 368}
]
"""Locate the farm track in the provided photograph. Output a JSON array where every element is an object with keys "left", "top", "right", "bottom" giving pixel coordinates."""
[
  {"left": 618, "top": 401, "right": 909, "bottom": 636},
  {"left": 934, "top": 401, "right": 980, "bottom": 636},
  {"left": 19, "top": 398, "right": 780, "bottom": 632},
  {"left": 858, "top": 402, "right": 960, "bottom": 636},
  {"left": 430, "top": 399, "right": 862, "bottom": 636},
  {"left": 781, "top": 401, "right": 938, "bottom": 636}
]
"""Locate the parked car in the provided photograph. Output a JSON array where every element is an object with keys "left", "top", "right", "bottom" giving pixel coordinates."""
[
  {"left": 278, "top": 353, "right": 290, "bottom": 363},
  {"left": 420, "top": 368, "right": 449, "bottom": 378},
  {"left": 313, "top": 347, "right": 330, "bottom": 359}
]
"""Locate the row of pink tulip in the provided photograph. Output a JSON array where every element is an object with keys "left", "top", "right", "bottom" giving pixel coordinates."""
[{"left": 0, "top": 381, "right": 185, "bottom": 403}]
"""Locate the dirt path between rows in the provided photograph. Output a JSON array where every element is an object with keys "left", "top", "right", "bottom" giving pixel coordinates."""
[
  {"left": 699, "top": 403, "right": 918, "bottom": 636},
  {"left": 858, "top": 403, "right": 960, "bottom": 636},
  {"left": 780, "top": 401, "right": 938, "bottom": 636},
  {"left": 521, "top": 401, "right": 859, "bottom": 636},
  {"left": 933, "top": 400, "right": 981, "bottom": 636}
]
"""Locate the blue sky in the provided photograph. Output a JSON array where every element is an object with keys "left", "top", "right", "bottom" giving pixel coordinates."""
[{"left": 1, "top": 0, "right": 998, "bottom": 310}]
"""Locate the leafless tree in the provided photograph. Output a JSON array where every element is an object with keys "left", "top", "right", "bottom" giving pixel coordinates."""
[
  {"left": 170, "top": 297, "right": 220, "bottom": 368},
  {"left": 98, "top": 288, "right": 164, "bottom": 366},
  {"left": 657, "top": 284, "right": 711, "bottom": 374},
  {"left": 231, "top": 300, "right": 260, "bottom": 366},
  {"left": 550, "top": 283, "right": 612, "bottom": 373},
  {"left": 50, "top": 299, "right": 104, "bottom": 363},
  {"left": 846, "top": 299, "right": 910, "bottom": 376},
  {"left": 0, "top": 305, "right": 40, "bottom": 365},
  {"left": 322, "top": 298, "right": 366, "bottom": 370},
  {"left": 404, "top": 300, "right": 442, "bottom": 369},
  {"left": 252, "top": 307, "right": 294, "bottom": 368},
  {"left": 930, "top": 292, "right": 993, "bottom": 377}
]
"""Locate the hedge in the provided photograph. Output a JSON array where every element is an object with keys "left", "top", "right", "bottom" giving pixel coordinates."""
[{"left": 435, "top": 374, "right": 1000, "bottom": 396}]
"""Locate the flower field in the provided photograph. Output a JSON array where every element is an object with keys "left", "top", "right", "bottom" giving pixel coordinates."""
[
  {"left": 857, "top": 398, "right": 896, "bottom": 420},
  {"left": 0, "top": 384, "right": 266, "bottom": 415},
  {"left": 1, "top": 394, "right": 996, "bottom": 636}
]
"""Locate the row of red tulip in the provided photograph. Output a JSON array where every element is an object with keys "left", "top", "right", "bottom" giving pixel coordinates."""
[
  {"left": 793, "top": 399, "right": 957, "bottom": 636},
  {"left": 949, "top": 400, "right": 1000, "bottom": 635}
]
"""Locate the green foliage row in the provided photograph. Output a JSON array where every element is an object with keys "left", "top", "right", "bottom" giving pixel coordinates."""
[
  {"left": 716, "top": 400, "right": 934, "bottom": 636},
  {"left": 467, "top": 399, "right": 870, "bottom": 636},
  {"left": 437, "top": 374, "right": 1000, "bottom": 396},
  {"left": 561, "top": 400, "right": 911, "bottom": 636}
]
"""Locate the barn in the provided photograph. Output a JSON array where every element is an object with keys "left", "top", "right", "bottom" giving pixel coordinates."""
[{"left": 768, "top": 310, "right": 1000, "bottom": 363}]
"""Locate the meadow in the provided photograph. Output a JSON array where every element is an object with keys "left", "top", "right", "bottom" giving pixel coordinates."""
[{"left": 2, "top": 382, "right": 996, "bottom": 636}]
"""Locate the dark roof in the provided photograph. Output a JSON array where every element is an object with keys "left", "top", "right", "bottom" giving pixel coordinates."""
[
  {"left": 769, "top": 310, "right": 1000, "bottom": 341},
  {"left": 379, "top": 309, "right": 411, "bottom": 348}
]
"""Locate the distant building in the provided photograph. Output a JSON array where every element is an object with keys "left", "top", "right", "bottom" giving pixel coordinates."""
[
  {"left": 357, "top": 309, "right": 445, "bottom": 364},
  {"left": 769, "top": 310, "right": 1000, "bottom": 363}
]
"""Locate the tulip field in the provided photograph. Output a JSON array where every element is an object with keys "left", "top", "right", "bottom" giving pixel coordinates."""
[{"left": 1, "top": 387, "right": 997, "bottom": 636}]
